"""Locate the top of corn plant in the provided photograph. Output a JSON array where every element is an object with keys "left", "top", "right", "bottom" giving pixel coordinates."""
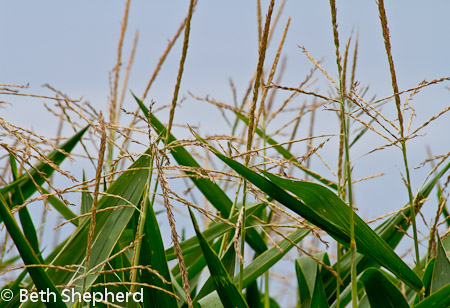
[{"left": 1, "top": 1, "right": 450, "bottom": 308}]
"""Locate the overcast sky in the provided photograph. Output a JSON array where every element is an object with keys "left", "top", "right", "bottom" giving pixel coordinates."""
[{"left": 2, "top": 2, "right": 450, "bottom": 291}]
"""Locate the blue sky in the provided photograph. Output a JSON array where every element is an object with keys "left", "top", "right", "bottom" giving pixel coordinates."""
[{"left": 2, "top": 1, "right": 450, "bottom": 297}]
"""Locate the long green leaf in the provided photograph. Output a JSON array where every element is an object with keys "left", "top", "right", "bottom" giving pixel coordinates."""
[
  {"left": 139, "top": 201, "right": 178, "bottom": 307},
  {"left": 263, "top": 172, "right": 423, "bottom": 292},
  {"left": 189, "top": 207, "right": 249, "bottom": 308},
  {"left": 81, "top": 170, "right": 93, "bottom": 215},
  {"left": 431, "top": 236, "right": 450, "bottom": 293},
  {"left": 194, "top": 132, "right": 422, "bottom": 291},
  {"left": 7, "top": 153, "right": 42, "bottom": 262},
  {"left": 1, "top": 126, "right": 89, "bottom": 202},
  {"left": 166, "top": 202, "right": 264, "bottom": 261},
  {"left": 193, "top": 242, "right": 236, "bottom": 304},
  {"left": 43, "top": 151, "right": 151, "bottom": 304},
  {"left": 325, "top": 159, "right": 450, "bottom": 301},
  {"left": 236, "top": 228, "right": 309, "bottom": 288},
  {"left": 134, "top": 94, "right": 267, "bottom": 255},
  {"left": 413, "top": 283, "right": 450, "bottom": 308},
  {"left": 359, "top": 268, "right": 409, "bottom": 308},
  {"left": 234, "top": 112, "right": 337, "bottom": 190},
  {"left": 0, "top": 194, "right": 66, "bottom": 308}
]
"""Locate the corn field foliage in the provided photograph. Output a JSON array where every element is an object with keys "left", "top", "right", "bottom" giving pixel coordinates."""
[{"left": 1, "top": 1, "right": 450, "bottom": 307}]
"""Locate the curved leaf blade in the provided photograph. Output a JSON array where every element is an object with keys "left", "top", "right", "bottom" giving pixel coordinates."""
[
  {"left": 236, "top": 228, "right": 309, "bottom": 288},
  {"left": 45, "top": 151, "right": 151, "bottom": 300},
  {"left": 1, "top": 126, "right": 89, "bottom": 202},
  {"left": 360, "top": 268, "right": 409, "bottom": 308},
  {"left": 189, "top": 207, "right": 249, "bottom": 308},
  {"left": 0, "top": 194, "right": 66, "bottom": 308},
  {"left": 140, "top": 200, "right": 178, "bottom": 307},
  {"left": 264, "top": 173, "right": 423, "bottom": 292},
  {"left": 413, "top": 283, "right": 450, "bottom": 308},
  {"left": 192, "top": 134, "right": 422, "bottom": 291},
  {"left": 134, "top": 94, "right": 267, "bottom": 254},
  {"left": 431, "top": 236, "right": 450, "bottom": 293},
  {"left": 234, "top": 112, "right": 337, "bottom": 190}
]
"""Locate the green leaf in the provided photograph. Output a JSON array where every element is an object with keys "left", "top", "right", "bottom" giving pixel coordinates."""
[
  {"left": 134, "top": 94, "right": 267, "bottom": 255},
  {"left": 1, "top": 126, "right": 89, "bottom": 204},
  {"left": 194, "top": 243, "right": 237, "bottom": 303},
  {"left": 139, "top": 202, "right": 178, "bottom": 307},
  {"left": 324, "top": 159, "right": 450, "bottom": 302},
  {"left": 262, "top": 173, "right": 422, "bottom": 292},
  {"left": 194, "top": 132, "right": 422, "bottom": 292},
  {"left": 296, "top": 254, "right": 330, "bottom": 308},
  {"left": 81, "top": 170, "right": 93, "bottom": 215},
  {"left": 0, "top": 194, "right": 67, "bottom": 308},
  {"left": 359, "top": 268, "right": 409, "bottom": 308},
  {"left": 431, "top": 236, "right": 450, "bottom": 293},
  {"left": 44, "top": 150, "right": 151, "bottom": 303},
  {"left": 413, "top": 283, "right": 450, "bottom": 308},
  {"left": 7, "top": 152, "right": 42, "bottom": 262},
  {"left": 234, "top": 112, "right": 337, "bottom": 190},
  {"left": 189, "top": 207, "right": 249, "bottom": 308},
  {"left": 296, "top": 256, "right": 317, "bottom": 307},
  {"left": 310, "top": 263, "right": 329, "bottom": 308},
  {"left": 422, "top": 257, "right": 436, "bottom": 300},
  {"left": 236, "top": 228, "right": 309, "bottom": 288}
]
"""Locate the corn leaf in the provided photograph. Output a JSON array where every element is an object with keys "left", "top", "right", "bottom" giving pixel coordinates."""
[
  {"left": 263, "top": 172, "right": 423, "bottom": 292},
  {"left": 422, "top": 258, "right": 436, "bottom": 300},
  {"left": 413, "top": 283, "right": 450, "bottom": 308},
  {"left": 189, "top": 207, "right": 249, "bottom": 308},
  {"left": 0, "top": 194, "right": 66, "bottom": 308},
  {"left": 81, "top": 170, "right": 93, "bottom": 215},
  {"left": 43, "top": 151, "right": 151, "bottom": 303},
  {"left": 431, "top": 236, "right": 450, "bottom": 294},
  {"left": 134, "top": 94, "right": 267, "bottom": 255},
  {"left": 139, "top": 200, "right": 178, "bottom": 307},
  {"left": 359, "top": 268, "right": 409, "bottom": 308},
  {"left": 194, "top": 131, "right": 422, "bottom": 291},
  {"left": 7, "top": 153, "right": 41, "bottom": 262},
  {"left": 234, "top": 112, "right": 337, "bottom": 190},
  {"left": 235, "top": 228, "right": 309, "bottom": 288},
  {"left": 0, "top": 126, "right": 89, "bottom": 204},
  {"left": 193, "top": 243, "right": 236, "bottom": 303},
  {"left": 324, "top": 159, "right": 450, "bottom": 300}
]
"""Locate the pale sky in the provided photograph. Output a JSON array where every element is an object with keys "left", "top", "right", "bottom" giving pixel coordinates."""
[{"left": 2, "top": 1, "right": 450, "bottom": 299}]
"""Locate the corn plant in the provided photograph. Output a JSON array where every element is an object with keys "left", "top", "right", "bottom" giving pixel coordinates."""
[{"left": 1, "top": 1, "right": 450, "bottom": 307}]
